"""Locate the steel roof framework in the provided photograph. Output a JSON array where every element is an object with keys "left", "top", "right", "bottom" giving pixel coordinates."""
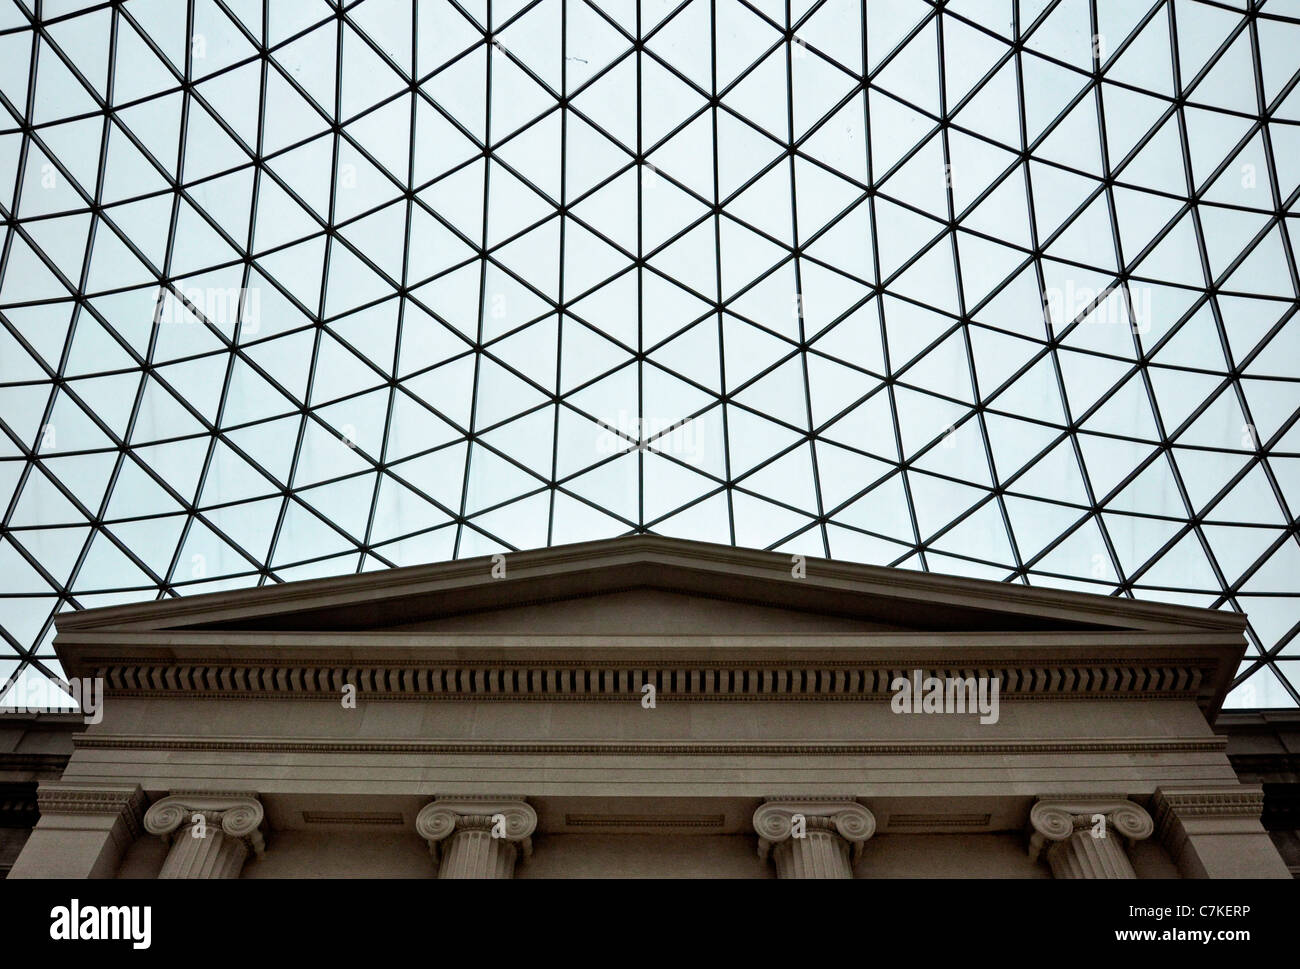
[{"left": 0, "top": 0, "right": 1297, "bottom": 709}]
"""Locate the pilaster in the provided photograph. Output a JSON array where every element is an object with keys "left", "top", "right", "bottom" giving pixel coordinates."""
[
  {"left": 1152, "top": 785, "right": 1292, "bottom": 878},
  {"left": 7, "top": 782, "right": 145, "bottom": 878}
]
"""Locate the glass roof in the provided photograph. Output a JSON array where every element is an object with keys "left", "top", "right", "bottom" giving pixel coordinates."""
[{"left": 1, "top": 0, "right": 1298, "bottom": 710}]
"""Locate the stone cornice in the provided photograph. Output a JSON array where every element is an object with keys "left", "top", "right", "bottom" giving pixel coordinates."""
[
  {"left": 66, "top": 656, "right": 1228, "bottom": 708},
  {"left": 53, "top": 629, "right": 1246, "bottom": 651},
  {"left": 34, "top": 783, "right": 146, "bottom": 838},
  {"left": 71, "top": 735, "right": 1228, "bottom": 756},
  {"left": 1150, "top": 786, "right": 1268, "bottom": 863},
  {"left": 1151, "top": 786, "right": 1266, "bottom": 822}
]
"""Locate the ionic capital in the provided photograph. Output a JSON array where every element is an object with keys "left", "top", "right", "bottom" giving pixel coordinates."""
[
  {"left": 1028, "top": 796, "right": 1153, "bottom": 860},
  {"left": 143, "top": 792, "right": 266, "bottom": 858},
  {"left": 753, "top": 798, "right": 876, "bottom": 863},
  {"left": 1027, "top": 796, "right": 1154, "bottom": 879},
  {"left": 415, "top": 796, "right": 537, "bottom": 862}
]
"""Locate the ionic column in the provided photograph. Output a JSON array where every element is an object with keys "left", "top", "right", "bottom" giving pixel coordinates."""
[
  {"left": 415, "top": 797, "right": 537, "bottom": 879},
  {"left": 753, "top": 799, "right": 876, "bottom": 879},
  {"left": 143, "top": 792, "right": 266, "bottom": 879},
  {"left": 1029, "top": 797, "right": 1153, "bottom": 879}
]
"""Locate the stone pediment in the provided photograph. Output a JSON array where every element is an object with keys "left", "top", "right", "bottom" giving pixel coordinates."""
[
  {"left": 50, "top": 538, "right": 1249, "bottom": 715},
  {"left": 55, "top": 535, "right": 1243, "bottom": 637}
]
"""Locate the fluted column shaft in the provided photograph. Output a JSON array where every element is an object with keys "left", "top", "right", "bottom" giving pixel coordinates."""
[
  {"left": 1044, "top": 823, "right": 1138, "bottom": 878},
  {"left": 1029, "top": 797, "right": 1153, "bottom": 880},
  {"left": 157, "top": 819, "right": 248, "bottom": 879},
  {"left": 753, "top": 799, "right": 876, "bottom": 879},
  {"left": 770, "top": 817, "right": 853, "bottom": 878},
  {"left": 438, "top": 817, "right": 519, "bottom": 879},
  {"left": 143, "top": 793, "right": 265, "bottom": 880},
  {"left": 416, "top": 798, "right": 537, "bottom": 879}
]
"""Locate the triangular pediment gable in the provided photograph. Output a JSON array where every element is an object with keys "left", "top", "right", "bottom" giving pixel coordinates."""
[
  {"left": 54, "top": 536, "right": 1244, "bottom": 637},
  {"left": 51, "top": 537, "right": 1249, "bottom": 717}
]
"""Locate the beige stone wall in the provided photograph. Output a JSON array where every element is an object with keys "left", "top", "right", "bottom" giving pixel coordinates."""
[{"left": 518, "top": 834, "right": 770, "bottom": 878}]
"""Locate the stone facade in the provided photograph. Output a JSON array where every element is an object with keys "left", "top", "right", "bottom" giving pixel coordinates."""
[{"left": 4, "top": 536, "right": 1292, "bottom": 878}]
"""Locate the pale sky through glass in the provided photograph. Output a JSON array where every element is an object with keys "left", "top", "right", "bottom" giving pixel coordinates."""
[{"left": 1, "top": 0, "right": 1299, "bottom": 709}]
